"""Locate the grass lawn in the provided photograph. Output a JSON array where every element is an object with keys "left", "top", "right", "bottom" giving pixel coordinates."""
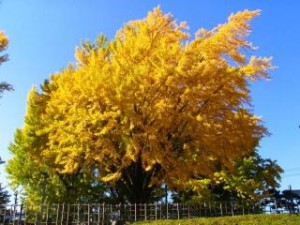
[{"left": 132, "top": 214, "right": 300, "bottom": 225}]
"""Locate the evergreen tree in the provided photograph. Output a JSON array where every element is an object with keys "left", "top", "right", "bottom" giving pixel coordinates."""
[{"left": 0, "top": 184, "right": 10, "bottom": 205}]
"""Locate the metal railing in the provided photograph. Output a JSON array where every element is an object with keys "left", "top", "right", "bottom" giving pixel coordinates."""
[{"left": 0, "top": 200, "right": 298, "bottom": 225}]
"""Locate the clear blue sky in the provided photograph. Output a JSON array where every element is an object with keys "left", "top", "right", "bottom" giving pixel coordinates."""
[{"left": 0, "top": 1, "right": 300, "bottom": 195}]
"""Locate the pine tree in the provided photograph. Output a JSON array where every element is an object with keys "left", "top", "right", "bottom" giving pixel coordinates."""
[{"left": 0, "top": 184, "right": 10, "bottom": 206}]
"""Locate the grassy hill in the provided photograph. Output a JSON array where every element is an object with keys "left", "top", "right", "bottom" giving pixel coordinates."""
[{"left": 132, "top": 214, "right": 300, "bottom": 225}]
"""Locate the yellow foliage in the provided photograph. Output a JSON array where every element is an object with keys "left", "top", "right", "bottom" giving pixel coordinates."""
[
  {"left": 0, "top": 31, "right": 9, "bottom": 65},
  {"left": 0, "top": 31, "right": 8, "bottom": 50},
  {"left": 24, "top": 7, "right": 272, "bottom": 192}
]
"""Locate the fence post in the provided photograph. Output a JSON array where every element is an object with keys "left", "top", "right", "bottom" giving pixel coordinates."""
[
  {"left": 60, "top": 203, "right": 64, "bottom": 225},
  {"left": 220, "top": 202, "right": 223, "bottom": 217},
  {"left": 166, "top": 203, "right": 169, "bottom": 220},
  {"left": 242, "top": 200, "right": 245, "bottom": 215},
  {"left": 13, "top": 204, "right": 16, "bottom": 225},
  {"left": 87, "top": 204, "right": 90, "bottom": 225},
  {"left": 177, "top": 203, "right": 180, "bottom": 220},
  {"left": 18, "top": 204, "right": 23, "bottom": 225},
  {"left": 45, "top": 204, "right": 49, "bottom": 225},
  {"left": 134, "top": 203, "right": 137, "bottom": 222},
  {"left": 123, "top": 203, "right": 126, "bottom": 223},
  {"left": 102, "top": 203, "right": 105, "bottom": 225},
  {"left": 22, "top": 204, "right": 26, "bottom": 225},
  {"left": 97, "top": 204, "right": 100, "bottom": 225},
  {"left": 35, "top": 211, "right": 38, "bottom": 225},
  {"left": 66, "top": 204, "right": 70, "bottom": 225},
  {"left": 159, "top": 203, "right": 162, "bottom": 219},
  {"left": 77, "top": 204, "right": 80, "bottom": 225},
  {"left": 144, "top": 204, "right": 147, "bottom": 221},
  {"left": 55, "top": 203, "right": 60, "bottom": 225}
]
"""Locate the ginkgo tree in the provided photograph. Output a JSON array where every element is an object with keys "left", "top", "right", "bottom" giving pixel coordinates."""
[
  {"left": 172, "top": 149, "right": 283, "bottom": 203},
  {"left": 7, "top": 84, "right": 112, "bottom": 206},
  {"left": 8, "top": 8, "right": 278, "bottom": 204}
]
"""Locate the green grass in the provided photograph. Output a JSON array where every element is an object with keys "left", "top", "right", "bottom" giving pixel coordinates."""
[{"left": 132, "top": 214, "right": 300, "bottom": 225}]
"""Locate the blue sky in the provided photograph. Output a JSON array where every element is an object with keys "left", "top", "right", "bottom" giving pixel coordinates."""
[{"left": 0, "top": 1, "right": 300, "bottom": 195}]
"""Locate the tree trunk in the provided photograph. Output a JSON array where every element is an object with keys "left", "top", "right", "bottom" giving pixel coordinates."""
[{"left": 115, "top": 154, "right": 161, "bottom": 203}]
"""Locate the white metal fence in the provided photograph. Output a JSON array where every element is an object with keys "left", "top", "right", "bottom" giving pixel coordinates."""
[{"left": 0, "top": 200, "right": 298, "bottom": 225}]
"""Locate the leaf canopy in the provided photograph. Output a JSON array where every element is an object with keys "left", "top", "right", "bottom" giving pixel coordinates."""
[{"left": 7, "top": 8, "right": 275, "bottom": 203}]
